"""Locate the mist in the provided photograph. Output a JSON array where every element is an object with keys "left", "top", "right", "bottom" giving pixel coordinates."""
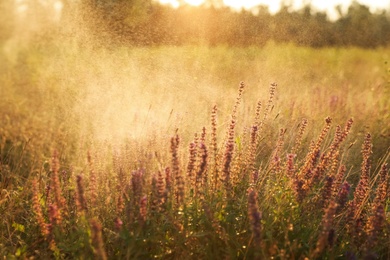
[{"left": 2, "top": 1, "right": 389, "bottom": 149}]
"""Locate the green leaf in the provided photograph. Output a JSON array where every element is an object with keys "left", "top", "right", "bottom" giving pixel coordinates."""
[{"left": 12, "top": 222, "right": 25, "bottom": 233}]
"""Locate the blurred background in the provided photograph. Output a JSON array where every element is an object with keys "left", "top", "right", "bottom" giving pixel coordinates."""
[
  {"left": 1, "top": 0, "right": 390, "bottom": 50},
  {"left": 1, "top": 0, "right": 389, "bottom": 166}
]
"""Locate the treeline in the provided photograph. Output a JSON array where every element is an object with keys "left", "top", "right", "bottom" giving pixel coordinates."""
[
  {"left": 2, "top": 0, "right": 389, "bottom": 49},
  {"left": 63, "top": 0, "right": 390, "bottom": 48}
]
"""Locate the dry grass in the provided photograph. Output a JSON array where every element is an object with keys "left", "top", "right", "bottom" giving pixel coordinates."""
[
  {"left": 1, "top": 77, "right": 389, "bottom": 258},
  {"left": 1, "top": 40, "right": 389, "bottom": 258}
]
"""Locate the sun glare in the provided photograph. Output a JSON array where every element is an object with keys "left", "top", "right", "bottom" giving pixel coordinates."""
[
  {"left": 223, "top": 0, "right": 281, "bottom": 13},
  {"left": 159, "top": 0, "right": 204, "bottom": 8},
  {"left": 184, "top": 0, "right": 204, "bottom": 6},
  {"left": 158, "top": 0, "right": 283, "bottom": 14},
  {"left": 158, "top": 0, "right": 390, "bottom": 15}
]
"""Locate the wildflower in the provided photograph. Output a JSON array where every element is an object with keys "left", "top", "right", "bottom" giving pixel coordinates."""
[
  {"left": 248, "top": 188, "right": 262, "bottom": 248},
  {"left": 91, "top": 219, "right": 108, "bottom": 260}
]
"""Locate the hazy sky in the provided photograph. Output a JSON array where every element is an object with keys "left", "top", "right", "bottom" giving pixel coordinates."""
[{"left": 159, "top": 0, "right": 390, "bottom": 20}]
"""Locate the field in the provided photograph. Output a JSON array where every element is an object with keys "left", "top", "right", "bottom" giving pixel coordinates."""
[{"left": 1, "top": 39, "right": 390, "bottom": 259}]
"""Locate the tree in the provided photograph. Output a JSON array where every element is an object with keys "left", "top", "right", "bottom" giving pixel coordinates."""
[
  {"left": 335, "top": 1, "right": 389, "bottom": 47},
  {"left": 72, "top": 0, "right": 152, "bottom": 45}
]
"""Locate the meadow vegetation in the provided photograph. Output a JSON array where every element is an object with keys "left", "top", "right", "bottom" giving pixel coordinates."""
[
  {"left": 1, "top": 2, "right": 390, "bottom": 259},
  {"left": 1, "top": 40, "right": 389, "bottom": 259}
]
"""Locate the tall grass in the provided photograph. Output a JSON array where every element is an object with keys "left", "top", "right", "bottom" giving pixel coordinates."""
[
  {"left": 1, "top": 41, "right": 389, "bottom": 258},
  {"left": 1, "top": 78, "right": 389, "bottom": 258}
]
